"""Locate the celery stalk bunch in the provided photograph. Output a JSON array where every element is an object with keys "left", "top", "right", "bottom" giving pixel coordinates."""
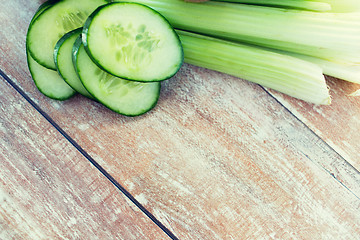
[{"left": 115, "top": 0, "right": 360, "bottom": 104}]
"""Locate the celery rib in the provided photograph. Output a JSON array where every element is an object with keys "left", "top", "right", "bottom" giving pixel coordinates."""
[{"left": 177, "top": 30, "right": 331, "bottom": 105}]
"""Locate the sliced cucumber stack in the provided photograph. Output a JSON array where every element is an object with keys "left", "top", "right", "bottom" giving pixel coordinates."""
[
  {"left": 27, "top": 0, "right": 109, "bottom": 70},
  {"left": 82, "top": 2, "right": 183, "bottom": 82},
  {"left": 54, "top": 28, "right": 93, "bottom": 99},
  {"left": 26, "top": 0, "right": 183, "bottom": 116},
  {"left": 74, "top": 37, "right": 161, "bottom": 116}
]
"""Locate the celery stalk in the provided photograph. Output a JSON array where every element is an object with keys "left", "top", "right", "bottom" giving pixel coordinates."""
[
  {"left": 177, "top": 30, "right": 331, "bottom": 105},
  {"left": 123, "top": 0, "right": 360, "bottom": 64},
  {"left": 213, "top": 0, "right": 332, "bottom": 12}
]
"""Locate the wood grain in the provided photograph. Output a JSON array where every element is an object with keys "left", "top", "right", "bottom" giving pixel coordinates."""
[
  {"left": 0, "top": 79, "right": 170, "bottom": 239},
  {"left": 1, "top": 0, "right": 360, "bottom": 239},
  {"left": 268, "top": 76, "right": 360, "bottom": 171},
  {"left": 31, "top": 67, "right": 360, "bottom": 239}
]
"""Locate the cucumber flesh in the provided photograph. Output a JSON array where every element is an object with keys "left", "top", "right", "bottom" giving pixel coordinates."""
[
  {"left": 83, "top": 2, "right": 183, "bottom": 82},
  {"left": 27, "top": 0, "right": 109, "bottom": 70},
  {"left": 54, "top": 28, "right": 93, "bottom": 98},
  {"left": 27, "top": 52, "right": 76, "bottom": 100},
  {"left": 73, "top": 37, "right": 161, "bottom": 116}
]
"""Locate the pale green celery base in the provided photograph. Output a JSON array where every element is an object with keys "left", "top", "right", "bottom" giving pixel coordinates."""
[{"left": 178, "top": 31, "right": 331, "bottom": 105}]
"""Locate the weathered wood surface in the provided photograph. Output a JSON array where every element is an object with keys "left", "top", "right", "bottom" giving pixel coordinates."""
[
  {"left": 268, "top": 76, "right": 360, "bottom": 171},
  {"left": 0, "top": 79, "right": 170, "bottom": 239},
  {"left": 1, "top": 0, "right": 360, "bottom": 239}
]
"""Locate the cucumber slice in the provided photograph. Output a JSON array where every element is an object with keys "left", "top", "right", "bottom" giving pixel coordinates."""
[
  {"left": 73, "top": 37, "right": 161, "bottom": 116},
  {"left": 54, "top": 28, "right": 93, "bottom": 98},
  {"left": 27, "top": 0, "right": 109, "bottom": 70},
  {"left": 26, "top": 0, "right": 75, "bottom": 100},
  {"left": 82, "top": 2, "right": 183, "bottom": 82},
  {"left": 27, "top": 53, "right": 76, "bottom": 100}
]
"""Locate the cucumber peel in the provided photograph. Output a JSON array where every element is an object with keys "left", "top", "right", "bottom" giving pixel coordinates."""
[{"left": 54, "top": 28, "right": 94, "bottom": 99}]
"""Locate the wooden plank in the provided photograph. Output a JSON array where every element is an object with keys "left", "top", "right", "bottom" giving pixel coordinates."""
[
  {"left": 268, "top": 76, "right": 360, "bottom": 171},
  {"left": 0, "top": 79, "right": 170, "bottom": 239},
  {"left": 5, "top": 63, "right": 360, "bottom": 239},
  {"left": 2, "top": 1, "right": 360, "bottom": 239}
]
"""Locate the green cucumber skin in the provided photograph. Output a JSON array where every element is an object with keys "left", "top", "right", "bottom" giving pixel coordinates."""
[
  {"left": 54, "top": 28, "right": 82, "bottom": 74},
  {"left": 73, "top": 37, "right": 161, "bottom": 117},
  {"left": 82, "top": 2, "right": 184, "bottom": 82},
  {"left": 54, "top": 28, "right": 94, "bottom": 99},
  {"left": 54, "top": 28, "right": 83, "bottom": 66},
  {"left": 27, "top": 0, "right": 110, "bottom": 70},
  {"left": 71, "top": 35, "right": 98, "bottom": 100}
]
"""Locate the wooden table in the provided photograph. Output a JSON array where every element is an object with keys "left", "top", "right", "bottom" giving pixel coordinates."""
[{"left": 1, "top": 1, "right": 360, "bottom": 239}]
